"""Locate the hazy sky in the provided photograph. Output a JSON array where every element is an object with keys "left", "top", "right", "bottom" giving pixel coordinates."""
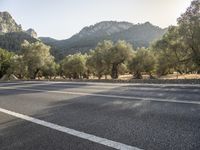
[{"left": 0, "top": 0, "right": 192, "bottom": 39}]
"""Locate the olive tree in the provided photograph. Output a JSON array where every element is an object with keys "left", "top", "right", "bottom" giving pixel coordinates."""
[
  {"left": 109, "top": 40, "right": 133, "bottom": 79},
  {"left": 128, "top": 48, "right": 156, "bottom": 79},
  {"left": 42, "top": 61, "right": 59, "bottom": 79},
  {"left": 61, "top": 53, "right": 87, "bottom": 79},
  {"left": 177, "top": 0, "right": 200, "bottom": 72},
  {"left": 8, "top": 55, "right": 28, "bottom": 79},
  {"left": 86, "top": 40, "right": 113, "bottom": 79},
  {"left": 0, "top": 48, "right": 14, "bottom": 78},
  {"left": 21, "top": 41, "right": 55, "bottom": 79}
]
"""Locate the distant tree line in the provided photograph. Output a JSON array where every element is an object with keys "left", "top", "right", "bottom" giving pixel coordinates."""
[
  {"left": 0, "top": 41, "right": 58, "bottom": 79},
  {"left": 0, "top": 0, "right": 199, "bottom": 80}
]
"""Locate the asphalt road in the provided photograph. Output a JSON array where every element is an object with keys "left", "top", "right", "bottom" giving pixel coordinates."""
[{"left": 0, "top": 81, "right": 200, "bottom": 150}]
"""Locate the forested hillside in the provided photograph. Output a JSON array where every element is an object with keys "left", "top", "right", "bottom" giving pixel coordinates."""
[
  {"left": 40, "top": 21, "right": 166, "bottom": 59},
  {"left": 0, "top": 32, "right": 37, "bottom": 53}
]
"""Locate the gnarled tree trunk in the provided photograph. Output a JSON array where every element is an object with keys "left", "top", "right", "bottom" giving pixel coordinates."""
[
  {"left": 30, "top": 69, "right": 40, "bottom": 79},
  {"left": 133, "top": 71, "right": 142, "bottom": 79},
  {"left": 111, "top": 63, "right": 118, "bottom": 79}
]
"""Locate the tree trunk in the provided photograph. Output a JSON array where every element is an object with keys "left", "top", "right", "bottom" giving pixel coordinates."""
[
  {"left": 18, "top": 74, "right": 22, "bottom": 79},
  {"left": 197, "top": 69, "right": 200, "bottom": 74},
  {"left": 31, "top": 69, "right": 39, "bottom": 79},
  {"left": 177, "top": 70, "right": 183, "bottom": 75},
  {"left": 149, "top": 73, "right": 156, "bottom": 79},
  {"left": 73, "top": 72, "right": 79, "bottom": 79},
  {"left": 133, "top": 71, "right": 142, "bottom": 79},
  {"left": 105, "top": 75, "right": 107, "bottom": 79},
  {"left": 111, "top": 64, "right": 118, "bottom": 79},
  {"left": 83, "top": 73, "right": 89, "bottom": 79},
  {"left": 97, "top": 74, "right": 102, "bottom": 80}
]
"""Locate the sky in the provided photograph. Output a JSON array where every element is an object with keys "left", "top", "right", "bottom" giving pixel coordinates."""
[{"left": 0, "top": 0, "right": 192, "bottom": 40}]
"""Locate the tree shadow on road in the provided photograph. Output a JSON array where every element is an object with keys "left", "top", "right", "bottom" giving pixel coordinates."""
[{"left": 1, "top": 83, "right": 200, "bottom": 150}]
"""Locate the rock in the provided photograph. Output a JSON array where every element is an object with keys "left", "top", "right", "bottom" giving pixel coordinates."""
[
  {"left": 0, "top": 11, "right": 22, "bottom": 34},
  {"left": 0, "top": 11, "right": 38, "bottom": 38},
  {"left": 0, "top": 74, "right": 18, "bottom": 81},
  {"left": 26, "top": 28, "right": 37, "bottom": 38}
]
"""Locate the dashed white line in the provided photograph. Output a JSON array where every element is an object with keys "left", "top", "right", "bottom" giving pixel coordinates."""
[{"left": 0, "top": 107, "right": 142, "bottom": 150}]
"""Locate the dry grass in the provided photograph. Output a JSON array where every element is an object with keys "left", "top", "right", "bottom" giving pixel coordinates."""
[
  {"left": 34, "top": 73, "right": 200, "bottom": 81},
  {"left": 160, "top": 73, "right": 200, "bottom": 79},
  {"left": 118, "top": 73, "right": 200, "bottom": 80}
]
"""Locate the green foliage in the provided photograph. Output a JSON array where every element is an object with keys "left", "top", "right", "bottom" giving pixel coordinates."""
[
  {"left": 118, "top": 63, "right": 128, "bottom": 75},
  {"left": 86, "top": 40, "right": 113, "bottom": 79},
  {"left": 8, "top": 55, "right": 28, "bottom": 79},
  {"left": 177, "top": 0, "right": 200, "bottom": 72},
  {"left": 86, "top": 40, "right": 133, "bottom": 79},
  {"left": 109, "top": 40, "right": 133, "bottom": 79},
  {"left": 152, "top": 0, "right": 200, "bottom": 75},
  {"left": 0, "top": 48, "right": 14, "bottom": 78},
  {"left": 22, "top": 41, "right": 56, "bottom": 79},
  {"left": 152, "top": 26, "right": 186, "bottom": 75},
  {"left": 0, "top": 32, "right": 37, "bottom": 53},
  {"left": 1, "top": 0, "right": 199, "bottom": 80},
  {"left": 128, "top": 48, "right": 156, "bottom": 79},
  {"left": 61, "top": 53, "right": 87, "bottom": 79},
  {"left": 42, "top": 61, "right": 58, "bottom": 79}
]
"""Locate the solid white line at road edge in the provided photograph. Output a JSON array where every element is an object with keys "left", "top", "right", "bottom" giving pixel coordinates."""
[{"left": 0, "top": 107, "right": 142, "bottom": 150}]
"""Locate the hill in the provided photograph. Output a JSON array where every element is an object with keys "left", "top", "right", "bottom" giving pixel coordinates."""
[
  {"left": 0, "top": 11, "right": 22, "bottom": 34},
  {"left": 40, "top": 21, "right": 167, "bottom": 59},
  {"left": 0, "top": 32, "right": 37, "bottom": 53},
  {"left": 0, "top": 11, "right": 167, "bottom": 60},
  {"left": 0, "top": 11, "right": 38, "bottom": 53}
]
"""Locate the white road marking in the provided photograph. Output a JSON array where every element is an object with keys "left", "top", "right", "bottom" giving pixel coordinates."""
[
  {"left": 0, "top": 107, "right": 142, "bottom": 150},
  {"left": 0, "top": 86, "right": 200, "bottom": 105}
]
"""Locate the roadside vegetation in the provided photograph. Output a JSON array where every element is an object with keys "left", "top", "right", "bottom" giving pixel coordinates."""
[{"left": 0, "top": 0, "right": 199, "bottom": 80}]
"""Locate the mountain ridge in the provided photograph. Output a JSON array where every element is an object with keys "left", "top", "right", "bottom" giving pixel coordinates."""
[
  {"left": 0, "top": 11, "right": 37, "bottom": 38},
  {"left": 0, "top": 11, "right": 167, "bottom": 60},
  {"left": 40, "top": 21, "right": 167, "bottom": 59},
  {"left": 0, "top": 11, "right": 22, "bottom": 34},
  {"left": 0, "top": 11, "right": 38, "bottom": 53}
]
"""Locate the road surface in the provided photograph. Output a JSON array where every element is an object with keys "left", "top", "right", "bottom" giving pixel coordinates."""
[{"left": 0, "top": 81, "right": 200, "bottom": 150}]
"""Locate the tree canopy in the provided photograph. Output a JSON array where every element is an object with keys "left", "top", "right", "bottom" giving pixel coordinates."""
[
  {"left": 21, "top": 41, "right": 56, "bottom": 79},
  {"left": 0, "top": 48, "right": 14, "bottom": 78},
  {"left": 128, "top": 48, "right": 156, "bottom": 79},
  {"left": 109, "top": 40, "right": 134, "bottom": 79},
  {"left": 61, "top": 53, "right": 87, "bottom": 79},
  {"left": 152, "top": 0, "right": 200, "bottom": 75},
  {"left": 86, "top": 40, "right": 113, "bottom": 79}
]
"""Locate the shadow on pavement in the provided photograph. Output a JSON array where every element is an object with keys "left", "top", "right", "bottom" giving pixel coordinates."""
[{"left": 1, "top": 82, "right": 200, "bottom": 150}]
